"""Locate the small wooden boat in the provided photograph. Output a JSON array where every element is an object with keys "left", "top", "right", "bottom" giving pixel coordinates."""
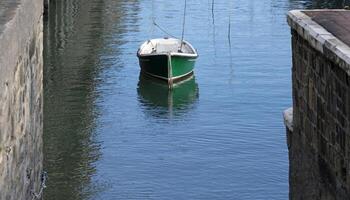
[{"left": 137, "top": 37, "right": 198, "bottom": 85}]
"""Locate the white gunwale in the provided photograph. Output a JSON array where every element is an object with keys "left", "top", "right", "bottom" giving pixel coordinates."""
[{"left": 137, "top": 38, "right": 198, "bottom": 58}]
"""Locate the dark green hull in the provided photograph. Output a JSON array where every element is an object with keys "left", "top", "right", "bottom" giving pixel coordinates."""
[{"left": 138, "top": 54, "right": 196, "bottom": 83}]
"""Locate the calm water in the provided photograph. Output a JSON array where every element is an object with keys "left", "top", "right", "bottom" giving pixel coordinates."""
[{"left": 43, "top": 0, "right": 349, "bottom": 199}]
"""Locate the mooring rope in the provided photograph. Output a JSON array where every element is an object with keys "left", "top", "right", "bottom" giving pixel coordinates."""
[{"left": 152, "top": 19, "right": 178, "bottom": 39}]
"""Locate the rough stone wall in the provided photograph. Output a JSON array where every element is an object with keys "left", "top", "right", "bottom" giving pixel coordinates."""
[
  {"left": 0, "top": 0, "right": 43, "bottom": 199},
  {"left": 289, "top": 29, "right": 350, "bottom": 200}
]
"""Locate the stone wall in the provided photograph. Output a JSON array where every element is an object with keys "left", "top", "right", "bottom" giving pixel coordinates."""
[
  {"left": 0, "top": 0, "right": 43, "bottom": 199},
  {"left": 286, "top": 10, "right": 350, "bottom": 200}
]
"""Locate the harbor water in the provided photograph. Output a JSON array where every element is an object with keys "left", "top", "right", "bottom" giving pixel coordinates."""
[{"left": 43, "top": 0, "right": 349, "bottom": 199}]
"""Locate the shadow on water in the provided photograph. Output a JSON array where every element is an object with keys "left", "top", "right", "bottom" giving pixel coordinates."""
[{"left": 137, "top": 73, "right": 199, "bottom": 119}]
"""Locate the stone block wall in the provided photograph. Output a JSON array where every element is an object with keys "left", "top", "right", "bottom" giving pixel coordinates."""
[
  {"left": 0, "top": 0, "right": 43, "bottom": 199},
  {"left": 286, "top": 10, "right": 350, "bottom": 200},
  {"left": 292, "top": 27, "right": 350, "bottom": 187}
]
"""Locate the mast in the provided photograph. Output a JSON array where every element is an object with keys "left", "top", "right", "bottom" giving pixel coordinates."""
[{"left": 179, "top": 0, "right": 187, "bottom": 52}]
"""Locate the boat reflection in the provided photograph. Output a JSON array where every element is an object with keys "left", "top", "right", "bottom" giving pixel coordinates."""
[{"left": 137, "top": 73, "right": 199, "bottom": 119}]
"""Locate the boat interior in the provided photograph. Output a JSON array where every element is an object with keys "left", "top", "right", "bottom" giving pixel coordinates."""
[{"left": 139, "top": 38, "right": 196, "bottom": 55}]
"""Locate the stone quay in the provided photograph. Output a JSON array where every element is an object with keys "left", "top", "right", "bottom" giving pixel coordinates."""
[{"left": 285, "top": 10, "right": 350, "bottom": 200}]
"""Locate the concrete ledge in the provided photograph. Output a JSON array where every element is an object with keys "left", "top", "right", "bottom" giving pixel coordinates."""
[
  {"left": 287, "top": 10, "right": 350, "bottom": 76},
  {"left": 283, "top": 107, "right": 293, "bottom": 132}
]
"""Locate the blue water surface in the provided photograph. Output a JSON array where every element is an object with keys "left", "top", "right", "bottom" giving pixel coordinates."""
[{"left": 44, "top": 0, "right": 345, "bottom": 199}]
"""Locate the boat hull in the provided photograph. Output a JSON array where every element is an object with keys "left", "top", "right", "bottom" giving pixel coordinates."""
[
  {"left": 138, "top": 54, "right": 196, "bottom": 83},
  {"left": 171, "top": 55, "right": 196, "bottom": 79}
]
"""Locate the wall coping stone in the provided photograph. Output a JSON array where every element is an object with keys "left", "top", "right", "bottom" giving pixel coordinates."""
[{"left": 287, "top": 10, "right": 350, "bottom": 76}]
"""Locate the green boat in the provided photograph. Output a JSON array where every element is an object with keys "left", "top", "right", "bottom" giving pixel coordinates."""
[{"left": 137, "top": 37, "right": 198, "bottom": 85}]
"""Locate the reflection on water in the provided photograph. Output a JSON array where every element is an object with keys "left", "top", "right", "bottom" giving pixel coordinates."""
[
  {"left": 43, "top": 0, "right": 105, "bottom": 199},
  {"left": 44, "top": 0, "right": 141, "bottom": 199},
  {"left": 137, "top": 74, "right": 199, "bottom": 119},
  {"left": 43, "top": 0, "right": 350, "bottom": 199}
]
